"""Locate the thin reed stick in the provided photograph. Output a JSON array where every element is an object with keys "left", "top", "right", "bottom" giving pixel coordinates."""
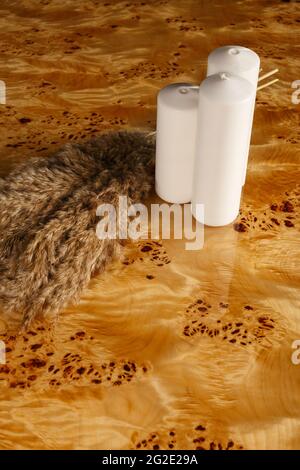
[
  {"left": 257, "top": 78, "right": 279, "bottom": 91},
  {"left": 258, "top": 68, "right": 279, "bottom": 82}
]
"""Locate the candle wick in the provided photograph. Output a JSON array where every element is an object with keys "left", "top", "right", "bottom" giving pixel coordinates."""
[
  {"left": 228, "top": 47, "right": 240, "bottom": 55},
  {"left": 220, "top": 72, "right": 229, "bottom": 80},
  {"left": 178, "top": 85, "right": 199, "bottom": 94}
]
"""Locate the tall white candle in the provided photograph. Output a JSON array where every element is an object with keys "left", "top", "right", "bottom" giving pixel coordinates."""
[
  {"left": 207, "top": 45, "right": 260, "bottom": 87},
  {"left": 191, "top": 72, "right": 256, "bottom": 227},
  {"left": 207, "top": 46, "right": 260, "bottom": 185},
  {"left": 155, "top": 83, "right": 198, "bottom": 204}
]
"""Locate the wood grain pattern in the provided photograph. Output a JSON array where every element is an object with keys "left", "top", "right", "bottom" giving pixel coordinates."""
[{"left": 0, "top": 0, "right": 299, "bottom": 450}]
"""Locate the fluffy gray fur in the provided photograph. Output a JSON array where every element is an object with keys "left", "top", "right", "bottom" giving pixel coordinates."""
[{"left": 0, "top": 130, "right": 155, "bottom": 326}]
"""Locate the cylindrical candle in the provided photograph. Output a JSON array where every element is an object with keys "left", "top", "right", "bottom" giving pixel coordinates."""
[
  {"left": 191, "top": 72, "right": 256, "bottom": 227},
  {"left": 207, "top": 45, "right": 260, "bottom": 87},
  {"left": 207, "top": 46, "right": 260, "bottom": 185},
  {"left": 155, "top": 83, "right": 198, "bottom": 204}
]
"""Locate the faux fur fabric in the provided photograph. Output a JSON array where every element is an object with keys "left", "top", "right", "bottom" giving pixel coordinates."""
[{"left": 0, "top": 131, "right": 155, "bottom": 326}]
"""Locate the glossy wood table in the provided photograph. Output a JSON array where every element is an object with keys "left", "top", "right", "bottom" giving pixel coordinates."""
[{"left": 0, "top": 0, "right": 299, "bottom": 450}]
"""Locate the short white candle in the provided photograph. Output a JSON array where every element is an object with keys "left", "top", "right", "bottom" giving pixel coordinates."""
[
  {"left": 155, "top": 83, "right": 198, "bottom": 204},
  {"left": 191, "top": 72, "right": 256, "bottom": 227},
  {"left": 207, "top": 46, "right": 260, "bottom": 185}
]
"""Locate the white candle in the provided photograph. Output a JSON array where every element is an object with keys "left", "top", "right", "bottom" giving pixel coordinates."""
[
  {"left": 207, "top": 45, "right": 260, "bottom": 87},
  {"left": 191, "top": 72, "right": 256, "bottom": 227},
  {"left": 207, "top": 46, "right": 260, "bottom": 185},
  {"left": 155, "top": 83, "right": 198, "bottom": 204}
]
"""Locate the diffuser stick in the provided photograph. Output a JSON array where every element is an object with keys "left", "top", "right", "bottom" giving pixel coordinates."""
[
  {"left": 257, "top": 78, "right": 279, "bottom": 91},
  {"left": 258, "top": 68, "right": 279, "bottom": 82}
]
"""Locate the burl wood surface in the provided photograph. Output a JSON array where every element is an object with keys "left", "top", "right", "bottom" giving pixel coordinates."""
[{"left": 0, "top": 0, "right": 299, "bottom": 450}]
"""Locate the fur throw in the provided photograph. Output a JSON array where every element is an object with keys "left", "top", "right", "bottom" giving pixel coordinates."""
[{"left": 0, "top": 131, "right": 155, "bottom": 326}]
